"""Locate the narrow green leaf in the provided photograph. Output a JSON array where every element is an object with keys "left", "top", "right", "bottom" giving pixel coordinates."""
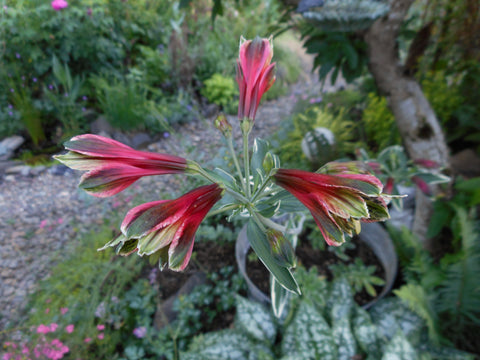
[
  {"left": 247, "top": 220, "right": 300, "bottom": 295},
  {"left": 271, "top": 275, "right": 290, "bottom": 318}
]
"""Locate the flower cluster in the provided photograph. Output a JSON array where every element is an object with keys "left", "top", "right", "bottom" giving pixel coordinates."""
[{"left": 56, "top": 36, "right": 390, "bottom": 308}]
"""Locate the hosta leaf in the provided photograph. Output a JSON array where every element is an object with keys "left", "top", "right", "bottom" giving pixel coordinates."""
[
  {"left": 182, "top": 330, "right": 272, "bottom": 360},
  {"left": 381, "top": 331, "right": 418, "bottom": 360},
  {"left": 369, "top": 298, "right": 425, "bottom": 345},
  {"left": 332, "top": 315, "right": 357, "bottom": 360},
  {"left": 328, "top": 277, "right": 354, "bottom": 323},
  {"left": 281, "top": 302, "right": 337, "bottom": 360},
  {"left": 235, "top": 295, "right": 276, "bottom": 344},
  {"left": 352, "top": 307, "right": 382, "bottom": 356},
  {"left": 247, "top": 220, "right": 300, "bottom": 295}
]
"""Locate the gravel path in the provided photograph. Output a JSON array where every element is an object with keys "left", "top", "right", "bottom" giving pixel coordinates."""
[{"left": 0, "top": 45, "right": 343, "bottom": 331}]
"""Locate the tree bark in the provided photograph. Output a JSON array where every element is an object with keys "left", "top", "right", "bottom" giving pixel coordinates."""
[{"left": 364, "top": 0, "right": 450, "bottom": 246}]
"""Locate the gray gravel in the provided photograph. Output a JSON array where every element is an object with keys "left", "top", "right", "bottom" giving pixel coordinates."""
[{"left": 0, "top": 49, "right": 343, "bottom": 331}]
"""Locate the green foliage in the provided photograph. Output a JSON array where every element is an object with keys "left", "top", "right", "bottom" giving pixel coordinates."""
[
  {"left": 422, "top": 71, "right": 463, "bottom": 125},
  {"left": 201, "top": 73, "right": 238, "bottom": 114},
  {"left": 18, "top": 222, "right": 145, "bottom": 359},
  {"left": 362, "top": 92, "right": 401, "bottom": 151},
  {"left": 6, "top": 75, "right": 46, "bottom": 146},
  {"left": 182, "top": 273, "right": 474, "bottom": 359},
  {"left": 388, "top": 185, "right": 480, "bottom": 353},
  {"left": 301, "top": 30, "right": 368, "bottom": 84},
  {"left": 91, "top": 76, "right": 172, "bottom": 132},
  {"left": 43, "top": 56, "right": 90, "bottom": 139},
  {"left": 330, "top": 259, "right": 385, "bottom": 297},
  {"left": 276, "top": 103, "right": 358, "bottom": 170}
]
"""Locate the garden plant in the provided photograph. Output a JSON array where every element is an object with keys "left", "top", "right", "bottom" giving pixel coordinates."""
[{"left": 55, "top": 36, "right": 393, "bottom": 318}]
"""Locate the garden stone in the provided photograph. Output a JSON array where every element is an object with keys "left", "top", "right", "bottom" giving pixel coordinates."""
[
  {"left": 131, "top": 132, "right": 152, "bottom": 149},
  {"left": 30, "top": 165, "right": 46, "bottom": 176},
  {"left": 90, "top": 116, "right": 115, "bottom": 135},
  {"left": 451, "top": 149, "right": 480, "bottom": 178},
  {"left": 113, "top": 131, "right": 132, "bottom": 147},
  {"left": 5, "top": 165, "right": 31, "bottom": 176},
  {"left": 48, "top": 164, "right": 70, "bottom": 176},
  {"left": 0, "top": 135, "right": 24, "bottom": 160}
]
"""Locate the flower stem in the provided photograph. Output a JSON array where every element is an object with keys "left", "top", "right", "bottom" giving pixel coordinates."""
[
  {"left": 227, "top": 136, "right": 247, "bottom": 195},
  {"left": 243, "top": 129, "right": 251, "bottom": 198},
  {"left": 206, "top": 203, "right": 241, "bottom": 218}
]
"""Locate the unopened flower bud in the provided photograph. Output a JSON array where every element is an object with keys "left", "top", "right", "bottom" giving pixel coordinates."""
[
  {"left": 214, "top": 114, "right": 232, "bottom": 138},
  {"left": 263, "top": 152, "right": 274, "bottom": 174},
  {"left": 266, "top": 229, "right": 296, "bottom": 268}
]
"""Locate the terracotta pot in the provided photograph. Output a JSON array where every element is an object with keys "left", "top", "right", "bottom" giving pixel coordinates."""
[{"left": 235, "top": 222, "right": 398, "bottom": 309}]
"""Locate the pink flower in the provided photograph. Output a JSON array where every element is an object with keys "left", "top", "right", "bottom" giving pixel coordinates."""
[
  {"left": 133, "top": 326, "right": 147, "bottom": 338},
  {"left": 413, "top": 158, "right": 439, "bottom": 169},
  {"left": 106, "top": 184, "right": 223, "bottom": 271},
  {"left": 97, "top": 333, "right": 104, "bottom": 340},
  {"left": 236, "top": 36, "right": 276, "bottom": 122},
  {"left": 51, "top": 0, "right": 68, "bottom": 11},
  {"left": 96, "top": 324, "right": 105, "bottom": 331},
  {"left": 273, "top": 162, "right": 389, "bottom": 246},
  {"left": 39, "top": 219, "right": 48, "bottom": 229},
  {"left": 83, "top": 338, "right": 91, "bottom": 343},
  {"left": 65, "top": 324, "right": 74, "bottom": 333},
  {"left": 54, "top": 134, "right": 189, "bottom": 197},
  {"left": 60, "top": 307, "right": 68, "bottom": 315},
  {"left": 37, "top": 324, "right": 50, "bottom": 334},
  {"left": 412, "top": 176, "right": 431, "bottom": 196},
  {"left": 49, "top": 323, "right": 58, "bottom": 332}
]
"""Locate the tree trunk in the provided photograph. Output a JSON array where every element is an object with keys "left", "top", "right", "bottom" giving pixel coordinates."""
[{"left": 364, "top": 0, "right": 450, "bottom": 247}]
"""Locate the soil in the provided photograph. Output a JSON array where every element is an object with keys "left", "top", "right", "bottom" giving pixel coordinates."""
[{"left": 246, "top": 233, "right": 386, "bottom": 306}]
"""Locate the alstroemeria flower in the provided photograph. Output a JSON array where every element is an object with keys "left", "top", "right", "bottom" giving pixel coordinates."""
[
  {"left": 273, "top": 162, "right": 389, "bottom": 246},
  {"left": 54, "top": 134, "right": 188, "bottom": 197},
  {"left": 101, "top": 184, "right": 223, "bottom": 271},
  {"left": 51, "top": 0, "right": 68, "bottom": 11},
  {"left": 236, "top": 36, "right": 276, "bottom": 122}
]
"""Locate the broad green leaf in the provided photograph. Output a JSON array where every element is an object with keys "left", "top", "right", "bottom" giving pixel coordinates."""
[
  {"left": 411, "top": 171, "right": 450, "bottom": 184},
  {"left": 369, "top": 298, "right": 425, "bottom": 345},
  {"left": 235, "top": 295, "right": 276, "bottom": 344},
  {"left": 247, "top": 220, "right": 300, "bottom": 295},
  {"left": 352, "top": 307, "right": 382, "bottom": 356},
  {"left": 332, "top": 316, "right": 357, "bottom": 360},
  {"left": 182, "top": 330, "right": 272, "bottom": 360},
  {"left": 281, "top": 302, "right": 337, "bottom": 360},
  {"left": 381, "top": 331, "right": 418, "bottom": 360},
  {"left": 328, "top": 277, "right": 354, "bottom": 323}
]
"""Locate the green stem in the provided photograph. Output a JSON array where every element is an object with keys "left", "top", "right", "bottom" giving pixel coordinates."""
[
  {"left": 206, "top": 204, "right": 241, "bottom": 218},
  {"left": 243, "top": 129, "right": 251, "bottom": 198},
  {"left": 250, "top": 209, "right": 267, "bottom": 233},
  {"left": 227, "top": 136, "right": 247, "bottom": 195},
  {"left": 251, "top": 176, "right": 273, "bottom": 203}
]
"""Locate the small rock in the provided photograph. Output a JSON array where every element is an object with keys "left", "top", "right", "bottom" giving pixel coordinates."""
[
  {"left": 5, "top": 165, "right": 30, "bottom": 175},
  {"left": 90, "top": 116, "right": 115, "bottom": 135},
  {"left": 451, "top": 149, "right": 480, "bottom": 178},
  {"left": 30, "top": 165, "right": 46, "bottom": 176},
  {"left": 131, "top": 133, "right": 152, "bottom": 149},
  {"left": 4, "top": 175, "right": 15, "bottom": 182},
  {"left": 0, "top": 135, "right": 24, "bottom": 160},
  {"left": 113, "top": 131, "right": 131, "bottom": 147},
  {"left": 48, "top": 164, "right": 70, "bottom": 176}
]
